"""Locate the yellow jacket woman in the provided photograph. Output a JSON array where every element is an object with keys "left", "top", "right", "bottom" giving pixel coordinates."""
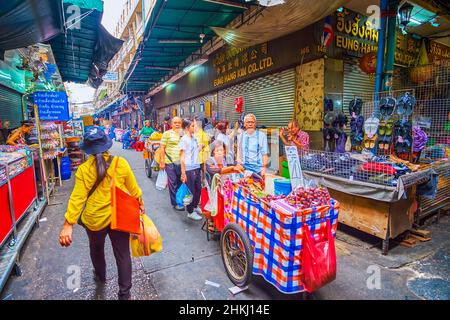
[{"left": 59, "top": 127, "right": 143, "bottom": 300}]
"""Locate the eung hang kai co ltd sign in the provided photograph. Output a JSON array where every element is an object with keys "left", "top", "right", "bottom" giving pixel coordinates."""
[{"left": 34, "top": 91, "right": 69, "bottom": 121}]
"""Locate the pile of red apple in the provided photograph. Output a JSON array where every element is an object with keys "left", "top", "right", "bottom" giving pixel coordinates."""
[{"left": 284, "top": 186, "right": 331, "bottom": 210}]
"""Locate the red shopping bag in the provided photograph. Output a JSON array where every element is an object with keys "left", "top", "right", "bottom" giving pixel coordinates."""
[
  {"left": 300, "top": 218, "right": 336, "bottom": 293},
  {"left": 200, "top": 187, "right": 210, "bottom": 213},
  {"left": 212, "top": 189, "right": 225, "bottom": 232}
]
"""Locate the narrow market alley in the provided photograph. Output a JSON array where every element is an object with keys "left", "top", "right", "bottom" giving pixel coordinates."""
[{"left": 1, "top": 142, "right": 448, "bottom": 300}]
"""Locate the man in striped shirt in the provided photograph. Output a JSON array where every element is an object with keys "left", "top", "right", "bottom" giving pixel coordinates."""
[{"left": 160, "top": 117, "right": 184, "bottom": 210}]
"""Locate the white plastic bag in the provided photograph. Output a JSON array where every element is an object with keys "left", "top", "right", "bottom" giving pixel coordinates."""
[{"left": 156, "top": 170, "right": 168, "bottom": 191}]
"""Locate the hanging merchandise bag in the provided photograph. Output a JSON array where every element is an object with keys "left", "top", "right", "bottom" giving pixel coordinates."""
[
  {"left": 201, "top": 177, "right": 212, "bottom": 212},
  {"left": 301, "top": 218, "right": 337, "bottom": 293},
  {"left": 130, "top": 214, "right": 163, "bottom": 257},
  {"left": 212, "top": 188, "right": 225, "bottom": 232},
  {"left": 176, "top": 183, "right": 193, "bottom": 207},
  {"left": 156, "top": 170, "right": 168, "bottom": 191}
]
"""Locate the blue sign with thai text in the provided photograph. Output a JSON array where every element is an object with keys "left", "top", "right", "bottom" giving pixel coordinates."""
[{"left": 34, "top": 91, "right": 69, "bottom": 121}]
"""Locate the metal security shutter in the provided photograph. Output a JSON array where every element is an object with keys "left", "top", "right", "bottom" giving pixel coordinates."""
[
  {"left": 0, "top": 85, "right": 23, "bottom": 127},
  {"left": 343, "top": 58, "right": 375, "bottom": 119},
  {"left": 172, "top": 93, "right": 218, "bottom": 120},
  {"left": 188, "top": 93, "right": 217, "bottom": 119},
  {"left": 218, "top": 68, "right": 295, "bottom": 127}
]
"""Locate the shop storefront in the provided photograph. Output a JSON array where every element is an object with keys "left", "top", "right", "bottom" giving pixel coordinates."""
[
  {"left": 150, "top": 7, "right": 448, "bottom": 254},
  {"left": 153, "top": 21, "right": 323, "bottom": 128}
]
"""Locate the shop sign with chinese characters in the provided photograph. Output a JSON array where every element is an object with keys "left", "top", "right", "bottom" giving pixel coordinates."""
[
  {"left": 212, "top": 42, "right": 274, "bottom": 87},
  {"left": 330, "top": 8, "right": 420, "bottom": 65},
  {"left": 333, "top": 8, "right": 379, "bottom": 56},
  {"left": 429, "top": 41, "right": 450, "bottom": 67}
]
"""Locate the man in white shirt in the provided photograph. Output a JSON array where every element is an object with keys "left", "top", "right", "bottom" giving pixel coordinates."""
[{"left": 237, "top": 114, "right": 269, "bottom": 177}]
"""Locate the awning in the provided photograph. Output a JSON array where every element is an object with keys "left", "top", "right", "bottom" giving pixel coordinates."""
[
  {"left": 96, "top": 94, "right": 127, "bottom": 114},
  {"left": 211, "top": 0, "right": 347, "bottom": 48},
  {"left": 49, "top": 0, "right": 123, "bottom": 87},
  {"left": 0, "top": 0, "right": 64, "bottom": 60},
  {"left": 122, "top": 0, "right": 248, "bottom": 93}
]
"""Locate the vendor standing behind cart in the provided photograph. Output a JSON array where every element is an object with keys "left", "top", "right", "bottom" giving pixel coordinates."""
[
  {"left": 279, "top": 119, "right": 310, "bottom": 151},
  {"left": 160, "top": 117, "right": 184, "bottom": 211},
  {"left": 237, "top": 114, "right": 269, "bottom": 178}
]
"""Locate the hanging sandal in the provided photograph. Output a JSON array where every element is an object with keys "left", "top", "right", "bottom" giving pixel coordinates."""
[
  {"left": 363, "top": 134, "right": 371, "bottom": 149},
  {"left": 379, "top": 98, "right": 388, "bottom": 116},
  {"left": 370, "top": 134, "right": 378, "bottom": 149},
  {"left": 386, "top": 97, "right": 396, "bottom": 116},
  {"left": 385, "top": 118, "right": 394, "bottom": 136},
  {"left": 378, "top": 119, "right": 387, "bottom": 136}
]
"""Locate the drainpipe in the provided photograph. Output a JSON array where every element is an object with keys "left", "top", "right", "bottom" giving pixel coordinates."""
[
  {"left": 374, "top": 0, "right": 389, "bottom": 116},
  {"left": 384, "top": 0, "right": 399, "bottom": 92}
]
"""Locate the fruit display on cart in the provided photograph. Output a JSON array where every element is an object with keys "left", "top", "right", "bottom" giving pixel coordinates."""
[{"left": 285, "top": 186, "right": 331, "bottom": 209}]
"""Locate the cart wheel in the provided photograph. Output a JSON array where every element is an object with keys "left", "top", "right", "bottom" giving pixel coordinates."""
[
  {"left": 145, "top": 159, "right": 152, "bottom": 178},
  {"left": 220, "top": 223, "right": 253, "bottom": 287}
]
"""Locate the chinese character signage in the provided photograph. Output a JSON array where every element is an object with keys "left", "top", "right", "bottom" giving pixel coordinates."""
[
  {"left": 428, "top": 41, "right": 450, "bottom": 67},
  {"left": 212, "top": 42, "right": 274, "bottom": 87},
  {"left": 34, "top": 91, "right": 69, "bottom": 121},
  {"left": 328, "top": 8, "right": 421, "bottom": 65}
]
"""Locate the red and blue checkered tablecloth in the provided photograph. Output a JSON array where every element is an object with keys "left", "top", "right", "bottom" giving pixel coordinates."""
[{"left": 228, "top": 184, "right": 340, "bottom": 294}]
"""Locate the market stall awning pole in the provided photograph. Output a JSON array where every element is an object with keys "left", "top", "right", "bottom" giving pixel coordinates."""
[
  {"left": 374, "top": 0, "right": 389, "bottom": 116},
  {"left": 384, "top": 0, "right": 399, "bottom": 92}
]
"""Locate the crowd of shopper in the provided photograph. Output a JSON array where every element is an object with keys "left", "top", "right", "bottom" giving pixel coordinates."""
[
  {"left": 60, "top": 113, "right": 310, "bottom": 299},
  {"left": 107, "top": 114, "right": 311, "bottom": 221}
]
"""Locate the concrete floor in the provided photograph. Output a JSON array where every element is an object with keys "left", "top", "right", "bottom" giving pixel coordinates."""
[{"left": 1, "top": 141, "right": 449, "bottom": 300}]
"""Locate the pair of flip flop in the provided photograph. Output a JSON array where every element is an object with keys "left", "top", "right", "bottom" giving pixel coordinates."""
[
  {"left": 377, "top": 136, "right": 392, "bottom": 151},
  {"left": 378, "top": 118, "right": 394, "bottom": 136},
  {"left": 350, "top": 115, "right": 364, "bottom": 146},
  {"left": 364, "top": 116, "right": 380, "bottom": 138},
  {"left": 324, "top": 97, "right": 334, "bottom": 112},
  {"left": 335, "top": 130, "right": 348, "bottom": 153},
  {"left": 363, "top": 133, "right": 378, "bottom": 149},
  {"left": 397, "top": 92, "right": 416, "bottom": 117},
  {"left": 377, "top": 118, "right": 394, "bottom": 152},
  {"left": 324, "top": 111, "right": 337, "bottom": 126},
  {"left": 394, "top": 120, "right": 412, "bottom": 154},
  {"left": 349, "top": 98, "right": 363, "bottom": 116},
  {"left": 380, "top": 97, "right": 396, "bottom": 116},
  {"left": 335, "top": 112, "right": 348, "bottom": 127}
]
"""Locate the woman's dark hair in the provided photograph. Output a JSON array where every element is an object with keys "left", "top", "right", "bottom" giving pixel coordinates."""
[
  {"left": 210, "top": 140, "right": 226, "bottom": 157},
  {"left": 216, "top": 121, "right": 227, "bottom": 134},
  {"left": 182, "top": 118, "right": 193, "bottom": 129},
  {"left": 164, "top": 115, "right": 170, "bottom": 122},
  {"left": 94, "top": 152, "right": 108, "bottom": 187}
]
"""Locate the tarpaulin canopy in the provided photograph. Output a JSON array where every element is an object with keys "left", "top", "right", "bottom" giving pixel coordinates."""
[
  {"left": 0, "top": 0, "right": 64, "bottom": 60},
  {"left": 64, "top": 0, "right": 104, "bottom": 12},
  {"left": 122, "top": 0, "right": 247, "bottom": 93},
  {"left": 211, "top": 0, "right": 347, "bottom": 48},
  {"left": 49, "top": 0, "right": 123, "bottom": 88}
]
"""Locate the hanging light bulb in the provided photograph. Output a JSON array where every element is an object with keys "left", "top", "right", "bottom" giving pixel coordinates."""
[{"left": 398, "top": 2, "right": 414, "bottom": 27}]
